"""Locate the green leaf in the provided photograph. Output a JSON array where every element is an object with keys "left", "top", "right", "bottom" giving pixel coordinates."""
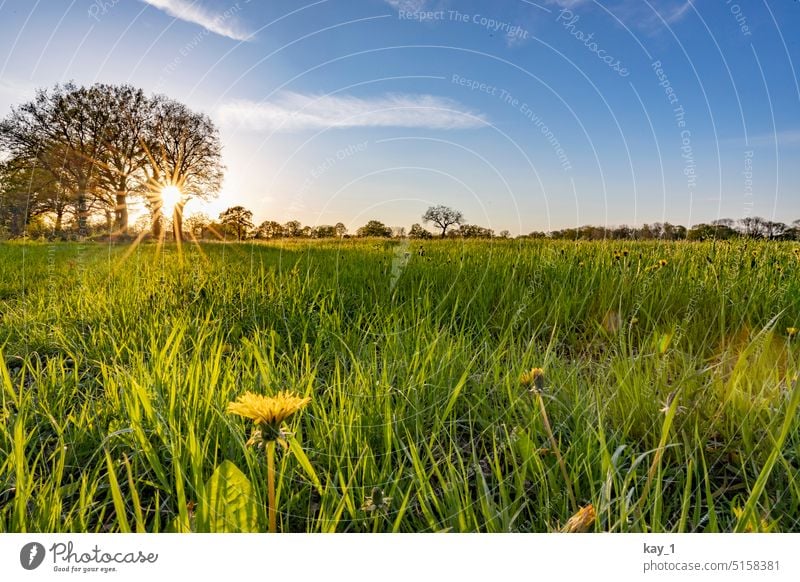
[
  {"left": 288, "top": 438, "right": 323, "bottom": 495},
  {"left": 200, "top": 461, "right": 258, "bottom": 533}
]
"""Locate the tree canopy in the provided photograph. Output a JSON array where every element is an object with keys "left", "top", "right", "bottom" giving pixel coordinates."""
[
  {"left": 422, "top": 205, "right": 463, "bottom": 238},
  {"left": 0, "top": 82, "right": 223, "bottom": 240}
]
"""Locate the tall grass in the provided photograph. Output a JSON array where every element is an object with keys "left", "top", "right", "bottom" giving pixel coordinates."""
[{"left": 0, "top": 238, "right": 798, "bottom": 532}]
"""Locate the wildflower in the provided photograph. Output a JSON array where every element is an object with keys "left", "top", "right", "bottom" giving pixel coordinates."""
[
  {"left": 228, "top": 391, "right": 310, "bottom": 441},
  {"left": 228, "top": 391, "right": 311, "bottom": 534},
  {"left": 658, "top": 259, "right": 668, "bottom": 267},
  {"left": 560, "top": 504, "right": 595, "bottom": 533},
  {"left": 361, "top": 487, "right": 392, "bottom": 513},
  {"left": 520, "top": 367, "right": 545, "bottom": 393},
  {"left": 788, "top": 327, "right": 799, "bottom": 339},
  {"left": 732, "top": 506, "right": 771, "bottom": 533}
]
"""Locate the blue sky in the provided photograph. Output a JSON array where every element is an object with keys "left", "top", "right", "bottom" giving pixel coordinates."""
[{"left": 0, "top": 0, "right": 798, "bottom": 234}]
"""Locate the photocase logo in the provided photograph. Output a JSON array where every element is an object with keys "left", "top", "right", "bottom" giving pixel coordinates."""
[{"left": 20, "top": 542, "right": 46, "bottom": 570}]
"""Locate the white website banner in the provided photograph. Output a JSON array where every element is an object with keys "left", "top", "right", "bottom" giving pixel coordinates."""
[{"left": 1, "top": 534, "right": 798, "bottom": 582}]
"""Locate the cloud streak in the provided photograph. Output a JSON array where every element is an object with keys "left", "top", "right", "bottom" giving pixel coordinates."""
[
  {"left": 218, "top": 92, "right": 488, "bottom": 132},
  {"left": 743, "top": 130, "right": 800, "bottom": 148},
  {"left": 383, "top": 0, "right": 430, "bottom": 12},
  {"left": 140, "top": 0, "right": 252, "bottom": 41},
  {"left": 546, "top": 0, "right": 695, "bottom": 27}
]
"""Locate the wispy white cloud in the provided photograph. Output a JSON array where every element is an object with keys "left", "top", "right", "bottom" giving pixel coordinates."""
[
  {"left": 140, "top": 0, "right": 252, "bottom": 41},
  {"left": 218, "top": 92, "right": 488, "bottom": 132},
  {"left": 743, "top": 130, "right": 800, "bottom": 148},
  {"left": 383, "top": 0, "right": 430, "bottom": 12},
  {"left": 546, "top": 0, "right": 587, "bottom": 7},
  {"left": 664, "top": 0, "right": 694, "bottom": 23}
]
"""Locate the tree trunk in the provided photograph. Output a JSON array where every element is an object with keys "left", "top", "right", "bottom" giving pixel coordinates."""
[
  {"left": 114, "top": 192, "right": 128, "bottom": 235},
  {"left": 10, "top": 209, "right": 25, "bottom": 238},
  {"left": 152, "top": 213, "right": 162, "bottom": 238},
  {"left": 77, "top": 194, "right": 89, "bottom": 238},
  {"left": 55, "top": 209, "right": 63, "bottom": 237},
  {"left": 173, "top": 204, "right": 184, "bottom": 244}
]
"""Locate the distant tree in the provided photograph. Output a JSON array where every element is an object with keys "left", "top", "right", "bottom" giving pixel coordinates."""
[
  {"left": 391, "top": 226, "right": 407, "bottom": 238},
  {"left": 357, "top": 220, "right": 392, "bottom": 237},
  {"left": 184, "top": 212, "right": 210, "bottom": 239},
  {"left": 457, "top": 224, "right": 494, "bottom": 239},
  {"left": 763, "top": 220, "right": 788, "bottom": 240},
  {"left": 422, "top": 205, "right": 463, "bottom": 238},
  {"left": 499, "top": 230, "right": 510, "bottom": 239},
  {"left": 712, "top": 218, "right": 735, "bottom": 229},
  {"left": 790, "top": 219, "right": 800, "bottom": 241},
  {"left": 611, "top": 226, "right": 633, "bottom": 240},
  {"left": 311, "top": 225, "right": 337, "bottom": 238},
  {"left": 132, "top": 214, "right": 151, "bottom": 235},
  {"left": 284, "top": 220, "right": 302, "bottom": 237},
  {"left": 255, "top": 220, "right": 284, "bottom": 239},
  {"left": 334, "top": 222, "right": 347, "bottom": 238},
  {"left": 409, "top": 223, "right": 433, "bottom": 239},
  {"left": 739, "top": 216, "right": 765, "bottom": 238},
  {"left": 219, "top": 206, "right": 253, "bottom": 241},
  {"left": 687, "top": 224, "right": 712, "bottom": 241}
]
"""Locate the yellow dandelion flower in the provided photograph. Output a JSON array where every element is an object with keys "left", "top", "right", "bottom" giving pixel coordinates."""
[
  {"left": 732, "top": 506, "right": 771, "bottom": 533},
  {"left": 560, "top": 504, "right": 596, "bottom": 533},
  {"left": 228, "top": 391, "right": 311, "bottom": 437},
  {"left": 788, "top": 327, "right": 799, "bottom": 339},
  {"left": 658, "top": 259, "right": 668, "bottom": 267},
  {"left": 520, "top": 367, "right": 545, "bottom": 392}
]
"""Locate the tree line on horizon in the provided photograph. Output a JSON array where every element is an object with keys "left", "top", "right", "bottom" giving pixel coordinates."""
[{"left": 193, "top": 205, "right": 800, "bottom": 243}]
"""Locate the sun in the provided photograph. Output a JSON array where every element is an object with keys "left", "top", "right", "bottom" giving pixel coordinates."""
[{"left": 160, "top": 185, "right": 183, "bottom": 216}]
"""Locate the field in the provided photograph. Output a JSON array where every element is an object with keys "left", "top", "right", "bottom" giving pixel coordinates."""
[{"left": 1, "top": 239, "right": 799, "bottom": 533}]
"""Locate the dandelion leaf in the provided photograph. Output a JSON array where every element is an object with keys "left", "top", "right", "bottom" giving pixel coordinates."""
[{"left": 202, "top": 460, "right": 258, "bottom": 533}]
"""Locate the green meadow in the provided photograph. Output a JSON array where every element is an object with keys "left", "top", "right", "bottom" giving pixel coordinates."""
[{"left": 1, "top": 239, "right": 798, "bottom": 533}]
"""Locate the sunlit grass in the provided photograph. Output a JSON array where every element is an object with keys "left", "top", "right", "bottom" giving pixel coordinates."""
[{"left": 0, "top": 238, "right": 798, "bottom": 532}]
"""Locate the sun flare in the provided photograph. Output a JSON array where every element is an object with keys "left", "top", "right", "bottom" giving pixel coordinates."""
[{"left": 160, "top": 185, "right": 183, "bottom": 216}]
